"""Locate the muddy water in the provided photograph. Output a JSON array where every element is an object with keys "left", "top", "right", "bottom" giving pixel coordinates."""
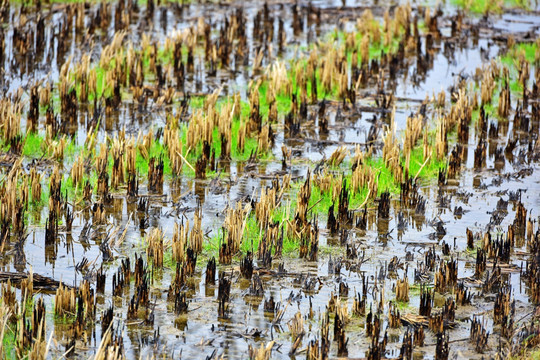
[{"left": 1, "top": 0, "right": 539, "bottom": 359}]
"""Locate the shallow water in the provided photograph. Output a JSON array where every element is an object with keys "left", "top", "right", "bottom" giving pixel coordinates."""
[{"left": 0, "top": 0, "right": 539, "bottom": 359}]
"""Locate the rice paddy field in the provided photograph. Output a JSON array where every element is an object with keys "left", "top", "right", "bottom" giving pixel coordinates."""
[{"left": 0, "top": 0, "right": 540, "bottom": 359}]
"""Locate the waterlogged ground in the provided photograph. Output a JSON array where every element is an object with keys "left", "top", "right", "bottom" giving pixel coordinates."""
[{"left": 1, "top": 0, "right": 540, "bottom": 359}]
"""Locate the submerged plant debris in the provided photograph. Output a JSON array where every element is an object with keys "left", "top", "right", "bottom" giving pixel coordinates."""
[{"left": 0, "top": 0, "right": 540, "bottom": 359}]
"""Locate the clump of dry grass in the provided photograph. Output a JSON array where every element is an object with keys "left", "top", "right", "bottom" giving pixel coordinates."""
[
  {"left": 30, "top": 168, "right": 42, "bottom": 203},
  {"left": 436, "top": 89, "right": 446, "bottom": 108},
  {"left": 110, "top": 136, "right": 125, "bottom": 189},
  {"left": 0, "top": 297, "right": 12, "bottom": 356},
  {"left": 268, "top": 61, "right": 291, "bottom": 96},
  {"left": 255, "top": 187, "right": 277, "bottom": 229},
  {"left": 224, "top": 201, "right": 251, "bottom": 255},
  {"left": 382, "top": 108, "right": 402, "bottom": 182},
  {"left": 395, "top": 276, "right": 409, "bottom": 302},
  {"left": 237, "top": 121, "right": 246, "bottom": 154},
  {"left": 248, "top": 341, "right": 275, "bottom": 360},
  {"left": 480, "top": 63, "right": 497, "bottom": 105},
  {"left": 78, "top": 280, "right": 96, "bottom": 321},
  {"left": 55, "top": 282, "right": 76, "bottom": 317},
  {"left": 435, "top": 114, "right": 448, "bottom": 161},
  {"left": 292, "top": 172, "right": 311, "bottom": 229},
  {"left": 388, "top": 301, "right": 401, "bottom": 328},
  {"left": 163, "top": 121, "right": 182, "bottom": 172},
  {"left": 190, "top": 207, "right": 203, "bottom": 253},
  {"left": 27, "top": 301, "right": 49, "bottom": 360},
  {"left": 287, "top": 311, "right": 304, "bottom": 339},
  {"left": 146, "top": 227, "right": 164, "bottom": 268},
  {"left": 403, "top": 114, "right": 423, "bottom": 162},
  {"left": 1, "top": 281, "right": 16, "bottom": 318},
  {"left": 0, "top": 98, "right": 23, "bottom": 145},
  {"left": 334, "top": 297, "right": 349, "bottom": 324},
  {"left": 94, "top": 324, "right": 125, "bottom": 360},
  {"left": 21, "top": 270, "right": 34, "bottom": 299},
  {"left": 498, "top": 67, "right": 511, "bottom": 118},
  {"left": 48, "top": 166, "right": 63, "bottom": 216},
  {"left": 218, "top": 101, "right": 234, "bottom": 159},
  {"left": 125, "top": 137, "right": 137, "bottom": 177},
  {"left": 257, "top": 124, "right": 272, "bottom": 153},
  {"left": 137, "top": 129, "right": 153, "bottom": 162},
  {"left": 172, "top": 222, "right": 188, "bottom": 263},
  {"left": 70, "top": 155, "right": 84, "bottom": 189},
  {"left": 328, "top": 146, "right": 348, "bottom": 167},
  {"left": 351, "top": 163, "right": 378, "bottom": 199},
  {"left": 298, "top": 220, "right": 319, "bottom": 261}
]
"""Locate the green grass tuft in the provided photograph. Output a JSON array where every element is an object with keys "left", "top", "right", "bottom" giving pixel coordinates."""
[{"left": 22, "top": 132, "right": 45, "bottom": 158}]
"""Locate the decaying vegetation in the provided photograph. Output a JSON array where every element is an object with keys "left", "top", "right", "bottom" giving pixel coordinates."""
[{"left": 0, "top": 0, "right": 539, "bottom": 359}]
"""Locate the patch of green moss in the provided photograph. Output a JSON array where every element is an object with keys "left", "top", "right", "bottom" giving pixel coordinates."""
[
  {"left": 318, "top": 245, "right": 343, "bottom": 256},
  {"left": 230, "top": 118, "right": 259, "bottom": 161},
  {"left": 135, "top": 139, "right": 172, "bottom": 176},
  {"left": 453, "top": 0, "right": 532, "bottom": 14},
  {"left": 239, "top": 215, "right": 263, "bottom": 254},
  {"left": 190, "top": 96, "right": 205, "bottom": 110},
  {"left": 61, "top": 175, "right": 88, "bottom": 203},
  {"left": 36, "top": 182, "right": 50, "bottom": 208},
  {"left": 282, "top": 235, "right": 299, "bottom": 256},
  {"left": 90, "top": 66, "right": 108, "bottom": 102},
  {"left": 1, "top": 326, "right": 16, "bottom": 360},
  {"left": 308, "top": 185, "right": 336, "bottom": 216},
  {"left": 203, "top": 213, "right": 297, "bottom": 259},
  {"left": 463, "top": 246, "right": 478, "bottom": 259},
  {"left": 162, "top": 249, "right": 176, "bottom": 270},
  {"left": 271, "top": 203, "right": 290, "bottom": 224},
  {"left": 452, "top": 0, "right": 498, "bottom": 14},
  {"left": 519, "top": 350, "right": 540, "bottom": 360},
  {"left": 267, "top": 203, "right": 299, "bottom": 256},
  {"left": 64, "top": 137, "right": 83, "bottom": 164},
  {"left": 179, "top": 97, "right": 272, "bottom": 164},
  {"left": 258, "top": 81, "right": 292, "bottom": 117},
  {"left": 406, "top": 146, "right": 446, "bottom": 182},
  {"left": 395, "top": 300, "right": 414, "bottom": 312},
  {"left": 0, "top": 141, "right": 9, "bottom": 152},
  {"left": 54, "top": 312, "right": 76, "bottom": 324},
  {"left": 22, "top": 132, "right": 45, "bottom": 158},
  {"left": 500, "top": 41, "right": 539, "bottom": 93},
  {"left": 347, "top": 186, "right": 370, "bottom": 210},
  {"left": 509, "top": 42, "right": 538, "bottom": 64},
  {"left": 363, "top": 157, "right": 401, "bottom": 195},
  {"left": 203, "top": 229, "right": 223, "bottom": 258}
]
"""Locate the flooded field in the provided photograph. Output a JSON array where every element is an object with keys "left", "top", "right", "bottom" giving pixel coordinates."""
[{"left": 0, "top": 0, "right": 540, "bottom": 359}]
